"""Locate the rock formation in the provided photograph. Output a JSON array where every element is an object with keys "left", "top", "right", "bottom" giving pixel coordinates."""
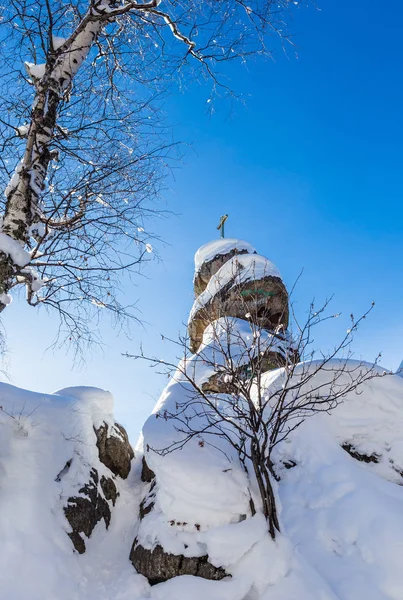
[
  {"left": 188, "top": 239, "right": 290, "bottom": 355},
  {"left": 131, "top": 238, "right": 295, "bottom": 584},
  {"left": 64, "top": 417, "right": 134, "bottom": 553}
]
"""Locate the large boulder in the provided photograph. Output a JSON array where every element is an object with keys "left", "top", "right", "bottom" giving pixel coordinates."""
[
  {"left": 95, "top": 421, "right": 134, "bottom": 479},
  {"left": 193, "top": 239, "right": 257, "bottom": 296},
  {"left": 130, "top": 543, "right": 227, "bottom": 586},
  {"left": 189, "top": 253, "right": 289, "bottom": 354},
  {"left": 130, "top": 239, "right": 293, "bottom": 586}
]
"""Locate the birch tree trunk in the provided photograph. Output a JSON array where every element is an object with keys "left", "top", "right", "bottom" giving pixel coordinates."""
[{"left": 0, "top": 6, "right": 109, "bottom": 309}]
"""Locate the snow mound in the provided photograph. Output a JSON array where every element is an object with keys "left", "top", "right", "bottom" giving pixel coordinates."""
[
  {"left": 55, "top": 385, "right": 114, "bottom": 427},
  {"left": 0, "top": 382, "right": 144, "bottom": 600},
  {"left": 3, "top": 358, "right": 403, "bottom": 599},
  {"left": 140, "top": 318, "right": 403, "bottom": 600},
  {"left": 194, "top": 238, "right": 257, "bottom": 272}
]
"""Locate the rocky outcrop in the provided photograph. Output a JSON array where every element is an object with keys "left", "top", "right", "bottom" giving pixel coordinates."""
[
  {"left": 341, "top": 443, "right": 380, "bottom": 464},
  {"left": 64, "top": 468, "right": 118, "bottom": 554},
  {"left": 64, "top": 420, "right": 133, "bottom": 553},
  {"left": 189, "top": 274, "right": 289, "bottom": 354},
  {"left": 129, "top": 543, "right": 227, "bottom": 586},
  {"left": 141, "top": 456, "right": 155, "bottom": 483},
  {"left": 194, "top": 247, "right": 253, "bottom": 297},
  {"left": 131, "top": 239, "right": 294, "bottom": 585},
  {"left": 95, "top": 421, "right": 134, "bottom": 479}
]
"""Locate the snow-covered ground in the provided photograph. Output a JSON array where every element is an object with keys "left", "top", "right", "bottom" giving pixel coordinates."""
[
  {"left": 1, "top": 352, "right": 403, "bottom": 599},
  {"left": 0, "top": 384, "right": 149, "bottom": 600}
]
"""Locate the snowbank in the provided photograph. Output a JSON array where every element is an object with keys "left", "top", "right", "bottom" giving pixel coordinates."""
[
  {"left": 139, "top": 334, "right": 403, "bottom": 600},
  {"left": 2, "top": 357, "right": 403, "bottom": 599},
  {"left": 0, "top": 382, "right": 144, "bottom": 600}
]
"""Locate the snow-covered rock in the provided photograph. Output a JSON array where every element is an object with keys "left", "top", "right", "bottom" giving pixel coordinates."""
[
  {"left": 131, "top": 240, "right": 295, "bottom": 584},
  {"left": 189, "top": 240, "right": 288, "bottom": 353},
  {"left": 0, "top": 382, "right": 141, "bottom": 599},
  {"left": 3, "top": 238, "right": 403, "bottom": 600},
  {"left": 194, "top": 238, "right": 257, "bottom": 296}
]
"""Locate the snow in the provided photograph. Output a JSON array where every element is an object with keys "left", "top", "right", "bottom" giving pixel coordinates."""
[
  {"left": 0, "top": 382, "right": 146, "bottom": 600},
  {"left": 0, "top": 232, "right": 31, "bottom": 266},
  {"left": 0, "top": 292, "right": 12, "bottom": 305},
  {"left": 25, "top": 62, "right": 46, "bottom": 80},
  {"left": 194, "top": 238, "right": 257, "bottom": 272},
  {"left": 190, "top": 253, "right": 281, "bottom": 320},
  {"left": 138, "top": 307, "right": 403, "bottom": 600},
  {"left": 2, "top": 335, "right": 403, "bottom": 598},
  {"left": 4, "top": 161, "right": 23, "bottom": 199},
  {"left": 16, "top": 124, "right": 29, "bottom": 137}
]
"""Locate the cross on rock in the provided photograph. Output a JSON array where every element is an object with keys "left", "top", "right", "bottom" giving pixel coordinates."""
[{"left": 216, "top": 214, "right": 228, "bottom": 238}]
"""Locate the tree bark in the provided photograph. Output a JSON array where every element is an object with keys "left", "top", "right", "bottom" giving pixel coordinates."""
[{"left": 250, "top": 441, "right": 279, "bottom": 539}]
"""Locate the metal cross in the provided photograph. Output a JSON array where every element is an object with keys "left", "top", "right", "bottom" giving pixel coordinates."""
[{"left": 216, "top": 214, "right": 228, "bottom": 238}]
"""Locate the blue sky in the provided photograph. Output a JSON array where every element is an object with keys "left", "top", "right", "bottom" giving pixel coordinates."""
[{"left": 3, "top": 0, "right": 403, "bottom": 440}]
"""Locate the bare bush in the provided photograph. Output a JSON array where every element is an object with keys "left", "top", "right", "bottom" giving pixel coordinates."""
[{"left": 126, "top": 293, "right": 388, "bottom": 539}]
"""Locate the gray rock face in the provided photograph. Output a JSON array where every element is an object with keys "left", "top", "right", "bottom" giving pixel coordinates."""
[
  {"left": 189, "top": 274, "right": 289, "bottom": 354},
  {"left": 141, "top": 456, "right": 155, "bottom": 483},
  {"left": 193, "top": 247, "right": 252, "bottom": 297},
  {"left": 129, "top": 543, "right": 227, "bottom": 586},
  {"left": 64, "top": 468, "right": 118, "bottom": 554},
  {"left": 201, "top": 350, "right": 288, "bottom": 394},
  {"left": 95, "top": 421, "right": 134, "bottom": 479},
  {"left": 64, "top": 420, "right": 133, "bottom": 553}
]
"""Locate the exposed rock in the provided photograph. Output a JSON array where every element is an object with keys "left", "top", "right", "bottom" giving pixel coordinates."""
[
  {"left": 189, "top": 274, "right": 289, "bottom": 353},
  {"left": 201, "top": 350, "right": 288, "bottom": 394},
  {"left": 194, "top": 247, "right": 252, "bottom": 297},
  {"left": 64, "top": 468, "right": 112, "bottom": 554},
  {"left": 100, "top": 475, "right": 119, "bottom": 505},
  {"left": 138, "top": 477, "right": 156, "bottom": 520},
  {"left": 130, "top": 542, "right": 227, "bottom": 585},
  {"left": 95, "top": 421, "right": 134, "bottom": 479},
  {"left": 141, "top": 456, "right": 155, "bottom": 483},
  {"left": 342, "top": 443, "right": 380, "bottom": 464},
  {"left": 131, "top": 240, "right": 294, "bottom": 584}
]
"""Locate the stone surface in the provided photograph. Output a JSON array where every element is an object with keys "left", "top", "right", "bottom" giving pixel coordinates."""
[
  {"left": 194, "top": 247, "right": 252, "bottom": 297},
  {"left": 201, "top": 350, "right": 288, "bottom": 394},
  {"left": 342, "top": 443, "right": 380, "bottom": 464},
  {"left": 95, "top": 421, "right": 134, "bottom": 479},
  {"left": 189, "top": 274, "right": 289, "bottom": 354},
  {"left": 100, "top": 475, "right": 119, "bottom": 505},
  {"left": 141, "top": 456, "right": 155, "bottom": 483},
  {"left": 130, "top": 543, "right": 227, "bottom": 586},
  {"left": 64, "top": 468, "right": 115, "bottom": 554}
]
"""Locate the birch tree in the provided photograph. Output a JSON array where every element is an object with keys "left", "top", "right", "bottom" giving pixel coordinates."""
[{"left": 0, "top": 0, "right": 300, "bottom": 344}]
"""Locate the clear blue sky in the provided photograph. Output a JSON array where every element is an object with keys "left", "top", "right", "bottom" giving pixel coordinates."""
[{"left": 3, "top": 0, "right": 403, "bottom": 441}]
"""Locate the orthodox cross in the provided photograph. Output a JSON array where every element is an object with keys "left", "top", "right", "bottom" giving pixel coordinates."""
[{"left": 216, "top": 214, "right": 228, "bottom": 238}]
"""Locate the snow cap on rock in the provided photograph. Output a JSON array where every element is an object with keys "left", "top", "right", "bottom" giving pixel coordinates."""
[
  {"left": 54, "top": 386, "right": 114, "bottom": 428},
  {"left": 194, "top": 238, "right": 257, "bottom": 273}
]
